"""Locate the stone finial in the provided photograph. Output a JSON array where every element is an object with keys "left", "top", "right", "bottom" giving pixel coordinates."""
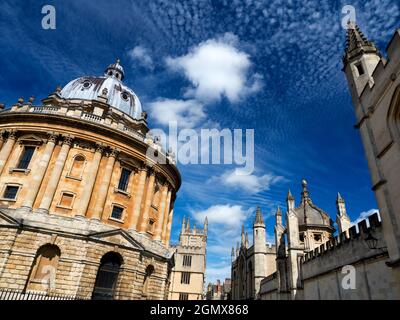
[
  {"left": 0, "top": 103, "right": 5, "bottom": 110},
  {"left": 286, "top": 189, "right": 294, "bottom": 200},
  {"left": 56, "top": 86, "right": 62, "bottom": 93},
  {"left": 29, "top": 96, "right": 35, "bottom": 104},
  {"left": 141, "top": 111, "right": 148, "bottom": 120},
  {"left": 102, "top": 88, "right": 108, "bottom": 96},
  {"left": 18, "top": 97, "right": 24, "bottom": 105}
]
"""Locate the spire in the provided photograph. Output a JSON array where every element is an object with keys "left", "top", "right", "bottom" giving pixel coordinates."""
[
  {"left": 204, "top": 216, "right": 208, "bottom": 235},
  {"left": 275, "top": 206, "right": 282, "bottom": 225},
  {"left": 186, "top": 217, "right": 191, "bottom": 232},
  {"left": 254, "top": 206, "right": 264, "bottom": 225},
  {"left": 231, "top": 247, "right": 235, "bottom": 261},
  {"left": 181, "top": 217, "right": 186, "bottom": 234},
  {"left": 245, "top": 232, "right": 249, "bottom": 248},
  {"left": 241, "top": 225, "right": 245, "bottom": 246},
  {"left": 236, "top": 241, "right": 240, "bottom": 256},
  {"left": 287, "top": 189, "right": 295, "bottom": 211},
  {"left": 336, "top": 192, "right": 348, "bottom": 217},
  {"left": 343, "top": 22, "right": 379, "bottom": 65}
]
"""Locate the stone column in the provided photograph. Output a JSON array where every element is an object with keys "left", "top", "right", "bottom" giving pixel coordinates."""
[
  {"left": 139, "top": 169, "right": 156, "bottom": 233},
  {"left": 23, "top": 133, "right": 58, "bottom": 209},
  {"left": 154, "top": 184, "right": 169, "bottom": 241},
  {"left": 128, "top": 167, "right": 147, "bottom": 231},
  {"left": 0, "top": 130, "right": 17, "bottom": 175},
  {"left": 38, "top": 136, "right": 74, "bottom": 213},
  {"left": 161, "top": 190, "right": 172, "bottom": 242},
  {"left": 166, "top": 208, "right": 174, "bottom": 247},
  {"left": 76, "top": 144, "right": 104, "bottom": 218},
  {"left": 91, "top": 148, "right": 118, "bottom": 221}
]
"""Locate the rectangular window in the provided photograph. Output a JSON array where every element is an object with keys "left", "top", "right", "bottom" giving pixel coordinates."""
[
  {"left": 118, "top": 168, "right": 131, "bottom": 191},
  {"left": 182, "top": 255, "right": 192, "bottom": 267},
  {"left": 111, "top": 206, "right": 124, "bottom": 220},
  {"left": 181, "top": 272, "right": 191, "bottom": 285},
  {"left": 356, "top": 63, "right": 365, "bottom": 76},
  {"left": 17, "top": 146, "right": 35, "bottom": 169},
  {"left": 3, "top": 186, "right": 19, "bottom": 200},
  {"left": 179, "top": 293, "right": 189, "bottom": 301},
  {"left": 59, "top": 193, "right": 74, "bottom": 208}
]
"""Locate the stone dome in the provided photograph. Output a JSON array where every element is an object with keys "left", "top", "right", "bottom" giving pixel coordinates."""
[{"left": 60, "top": 60, "right": 143, "bottom": 119}]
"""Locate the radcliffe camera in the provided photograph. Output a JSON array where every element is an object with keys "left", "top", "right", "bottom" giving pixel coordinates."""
[{"left": 0, "top": 0, "right": 399, "bottom": 314}]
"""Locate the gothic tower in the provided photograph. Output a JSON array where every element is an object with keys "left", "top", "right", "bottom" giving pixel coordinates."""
[
  {"left": 335, "top": 193, "right": 351, "bottom": 235},
  {"left": 343, "top": 24, "right": 400, "bottom": 264}
]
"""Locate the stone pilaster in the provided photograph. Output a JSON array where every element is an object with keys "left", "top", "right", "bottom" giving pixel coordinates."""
[
  {"left": 75, "top": 144, "right": 104, "bottom": 218},
  {"left": 0, "top": 131, "right": 6, "bottom": 151},
  {"left": 38, "top": 135, "right": 74, "bottom": 213},
  {"left": 153, "top": 184, "right": 169, "bottom": 241},
  {"left": 166, "top": 208, "right": 174, "bottom": 247},
  {"left": 128, "top": 166, "right": 147, "bottom": 231},
  {"left": 139, "top": 169, "right": 156, "bottom": 233},
  {"left": 22, "top": 132, "right": 58, "bottom": 209},
  {"left": 0, "top": 130, "right": 17, "bottom": 175},
  {"left": 92, "top": 148, "right": 119, "bottom": 221}
]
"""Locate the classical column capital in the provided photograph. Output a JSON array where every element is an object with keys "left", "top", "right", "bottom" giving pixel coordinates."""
[
  {"left": 7, "top": 130, "right": 17, "bottom": 140},
  {"left": 62, "top": 135, "right": 74, "bottom": 146},
  {"left": 47, "top": 132, "right": 59, "bottom": 143},
  {"left": 95, "top": 143, "right": 106, "bottom": 154},
  {"left": 108, "top": 147, "right": 120, "bottom": 158}
]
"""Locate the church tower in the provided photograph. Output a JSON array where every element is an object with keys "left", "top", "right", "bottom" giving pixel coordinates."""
[
  {"left": 169, "top": 217, "right": 207, "bottom": 300},
  {"left": 253, "top": 207, "right": 267, "bottom": 298},
  {"left": 343, "top": 22, "right": 381, "bottom": 104}
]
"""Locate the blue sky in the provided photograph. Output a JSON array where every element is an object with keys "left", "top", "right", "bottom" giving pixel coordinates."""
[{"left": 0, "top": 0, "right": 399, "bottom": 284}]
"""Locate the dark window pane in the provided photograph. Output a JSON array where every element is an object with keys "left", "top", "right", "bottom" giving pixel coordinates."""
[
  {"left": 118, "top": 168, "right": 131, "bottom": 191},
  {"left": 3, "top": 186, "right": 18, "bottom": 200},
  {"left": 17, "top": 147, "right": 35, "bottom": 169},
  {"left": 92, "top": 253, "right": 121, "bottom": 300},
  {"left": 111, "top": 206, "right": 124, "bottom": 220}
]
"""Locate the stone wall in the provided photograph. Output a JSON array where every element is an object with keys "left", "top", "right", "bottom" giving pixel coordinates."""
[{"left": 0, "top": 208, "right": 171, "bottom": 300}]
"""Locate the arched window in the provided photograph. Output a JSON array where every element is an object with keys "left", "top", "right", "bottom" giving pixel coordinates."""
[
  {"left": 26, "top": 244, "right": 61, "bottom": 292},
  {"left": 142, "top": 265, "right": 155, "bottom": 297},
  {"left": 68, "top": 154, "right": 86, "bottom": 179},
  {"left": 92, "top": 252, "right": 122, "bottom": 300}
]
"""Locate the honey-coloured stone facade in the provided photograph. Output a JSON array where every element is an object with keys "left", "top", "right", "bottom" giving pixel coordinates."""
[{"left": 0, "top": 61, "right": 181, "bottom": 299}]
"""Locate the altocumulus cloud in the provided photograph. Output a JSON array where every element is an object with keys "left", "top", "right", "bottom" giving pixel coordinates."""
[
  {"left": 209, "top": 169, "right": 283, "bottom": 194},
  {"left": 166, "top": 33, "right": 263, "bottom": 103},
  {"left": 127, "top": 45, "right": 154, "bottom": 70}
]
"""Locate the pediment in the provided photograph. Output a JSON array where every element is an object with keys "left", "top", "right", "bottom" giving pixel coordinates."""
[
  {"left": 17, "top": 133, "right": 44, "bottom": 145},
  {"left": 89, "top": 229, "right": 144, "bottom": 251},
  {"left": 0, "top": 209, "right": 22, "bottom": 227}
]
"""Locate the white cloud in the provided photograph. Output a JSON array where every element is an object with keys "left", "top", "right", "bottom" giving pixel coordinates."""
[
  {"left": 351, "top": 209, "right": 380, "bottom": 227},
  {"left": 127, "top": 45, "right": 154, "bottom": 69},
  {"left": 206, "top": 264, "right": 232, "bottom": 284},
  {"left": 209, "top": 169, "right": 283, "bottom": 194},
  {"left": 166, "top": 33, "right": 262, "bottom": 103},
  {"left": 192, "top": 204, "right": 251, "bottom": 230},
  {"left": 148, "top": 98, "right": 206, "bottom": 128}
]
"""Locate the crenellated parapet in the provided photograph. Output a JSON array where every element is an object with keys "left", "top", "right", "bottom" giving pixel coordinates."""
[{"left": 302, "top": 212, "right": 386, "bottom": 278}]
